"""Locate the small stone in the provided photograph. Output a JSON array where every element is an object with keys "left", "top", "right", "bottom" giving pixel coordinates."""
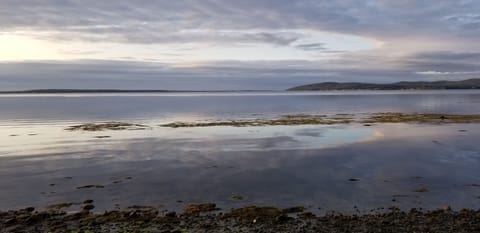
[
  {"left": 282, "top": 206, "right": 305, "bottom": 214},
  {"left": 414, "top": 187, "right": 429, "bottom": 193},
  {"left": 83, "top": 204, "right": 95, "bottom": 211},
  {"left": 275, "top": 214, "right": 291, "bottom": 223},
  {"left": 5, "top": 218, "right": 17, "bottom": 225},
  {"left": 23, "top": 207, "right": 35, "bottom": 212},
  {"left": 184, "top": 203, "right": 218, "bottom": 215},
  {"left": 165, "top": 211, "right": 177, "bottom": 218},
  {"left": 83, "top": 200, "right": 94, "bottom": 204},
  {"left": 76, "top": 184, "right": 104, "bottom": 189},
  {"left": 298, "top": 212, "right": 316, "bottom": 218},
  {"left": 230, "top": 195, "right": 244, "bottom": 201}
]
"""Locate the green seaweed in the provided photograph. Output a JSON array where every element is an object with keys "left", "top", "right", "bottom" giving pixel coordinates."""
[{"left": 66, "top": 122, "right": 147, "bottom": 131}]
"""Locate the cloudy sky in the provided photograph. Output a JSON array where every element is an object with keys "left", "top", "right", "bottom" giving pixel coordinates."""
[{"left": 1, "top": 0, "right": 480, "bottom": 90}]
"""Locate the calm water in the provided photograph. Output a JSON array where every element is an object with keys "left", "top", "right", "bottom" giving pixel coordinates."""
[
  {"left": 0, "top": 90, "right": 479, "bottom": 124},
  {"left": 0, "top": 90, "right": 480, "bottom": 213}
]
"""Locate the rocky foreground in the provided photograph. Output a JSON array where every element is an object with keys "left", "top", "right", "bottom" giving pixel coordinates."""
[{"left": 2, "top": 204, "right": 480, "bottom": 233}]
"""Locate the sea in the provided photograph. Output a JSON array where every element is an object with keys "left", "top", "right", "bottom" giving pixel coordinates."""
[{"left": 1, "top": 90, "right": 479, "bottom": 213}]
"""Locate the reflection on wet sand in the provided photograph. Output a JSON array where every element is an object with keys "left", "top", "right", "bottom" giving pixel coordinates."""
[{"left": 1, "top": 123, "right": 479, "bottom": 214}]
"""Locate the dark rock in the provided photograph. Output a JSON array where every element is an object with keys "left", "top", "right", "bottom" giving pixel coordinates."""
[
  {"left": 274, "top": 214, "right": 292, "bottom": 223},
  {"left": 47, "top": 202, "right": 77, "bottom": 209},
  {"left": 5, "top": 218, "right": 17, "bottom": 225},
  {"left": 282, "top": 206, "right": 306, "bottom": 214},
  {"left": 414, "top": 187, "right": 429, "bottom": 193},
  {"left": 298, "top": 212, "right": 316, "bottom": 218},
  {"left": 224, "top": 206, "right": 282, "bottom": 222},
  {"left": 184, "top": 203, "right": 219, "bottom": 215},
  {"left": 25, "top": 213, "right": 50, "bottom": 224},
  {"left": 230, "top": 195, "right": 244, "bottom": 201},
  {"left": 83, "top": 199, "right": 94, "bottom": 204},
  {"left": 76, "top": 184, "right": 105, "bottom": 189},
  {"left": 83, "top": 205, "right": 95, "bottom": 211},
  {"left": 22, "top": 207, "right": 35, "bottom": 212},
  {"left": 165, "top": 211, "right": 177, "bottom": 218}
]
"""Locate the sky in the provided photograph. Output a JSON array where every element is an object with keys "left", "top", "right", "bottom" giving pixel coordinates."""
[{"left": 0, "top": 0, "right": 480, "bottom": 90}]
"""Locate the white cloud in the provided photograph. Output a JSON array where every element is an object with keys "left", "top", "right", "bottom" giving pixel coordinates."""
[{"left": 416, "top": 70, "right": 480, "bottom": 75}]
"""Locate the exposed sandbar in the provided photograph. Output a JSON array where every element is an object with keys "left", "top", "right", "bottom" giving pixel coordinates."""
[{"left": 159, "top": 113, "right": 480, "bottom": 128}]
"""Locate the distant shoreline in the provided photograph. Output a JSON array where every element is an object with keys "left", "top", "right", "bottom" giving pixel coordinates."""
[
  {"left": 1, "top": 88, "right": 480, "bottom": 94},
  {"left": 287, "top": 78, "right": 480, "bottom": 91},
  {"left": 0, "top": 89, "right": 271, "bottom": 94}
]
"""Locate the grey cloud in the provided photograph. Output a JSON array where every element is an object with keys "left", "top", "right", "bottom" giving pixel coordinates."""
[
  {"left": 31, "top": 25, "right": 301, "bottom": 46},
  {"left": 2, "top": 0, "right": 480, "bottom": 43},
  {"left": 405, "top": 61, "right": 480, "bottom": 73},
  {"left": 444, "top": 14, "right": 480, "bottom": 30},
  {"left": 295, "top": 43, "right": 326, "bottom": 51},
  {"left": 1, "top": 56, "right": 478, "bottom": 91},
  {"left": 404, "top": 51, "right": 480, "bottom": 73},
  {"left": 412, "top": 51, "right": 480, "bottom": 61}
]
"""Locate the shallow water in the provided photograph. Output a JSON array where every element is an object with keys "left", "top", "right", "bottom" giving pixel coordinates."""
[{"left": 0, "top": 90, "right": 480, "bottom": 214}]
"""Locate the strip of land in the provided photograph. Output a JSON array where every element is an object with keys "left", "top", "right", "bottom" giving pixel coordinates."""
[
  {"left": 0, "top": 89, "right": 264, "bottom": 94},
  {"left": 159, "top": 113, "right": 480, "bottom": 128},
  {"left": 287, "top": 78, "right": 480, "bottom": 91},
  {"left": 66, "top": 122, "right": 148, "bottom": 131},
  {"left": 62, "top": 113, "right": 480, "bottom": 131},
  {"left": 160, "top": 114, "right": 354, "bottom": 128}
]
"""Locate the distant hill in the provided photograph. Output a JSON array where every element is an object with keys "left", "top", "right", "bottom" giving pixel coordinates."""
[{"left": 287, "top": 79, "right": 480, "bottom": 91}]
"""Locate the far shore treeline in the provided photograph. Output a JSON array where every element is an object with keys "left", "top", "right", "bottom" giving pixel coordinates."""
[{"left": 287, "top": 78, "right": 480, "bottom": 91}]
